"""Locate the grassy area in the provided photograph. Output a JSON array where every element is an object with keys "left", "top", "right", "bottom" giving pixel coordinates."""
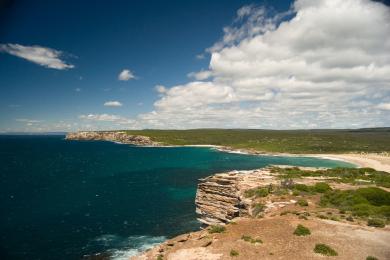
[
  {"left": 208, "top": 225, "right": 226, "bottom": 234},
  {"left": 122, "top": 128, "right": 390, "bottom": 153},
  {"left": 241, "top": 235, "right": 263, "bottom": 244}
]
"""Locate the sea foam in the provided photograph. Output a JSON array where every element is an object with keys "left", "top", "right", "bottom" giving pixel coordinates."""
[{"left": 92, "top": 234, "right": 166, "bottom": 259}]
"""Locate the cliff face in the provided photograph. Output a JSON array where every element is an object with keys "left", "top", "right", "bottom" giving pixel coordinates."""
[
  {"left": 195, "top": 169, "right": 278, "bottom": 225},
  {"left": 65, "top": 131, "right": 158, "bottom": 146}
]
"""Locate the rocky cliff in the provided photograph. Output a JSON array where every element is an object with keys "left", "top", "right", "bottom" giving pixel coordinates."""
[
  {"left": 195, "top": 169, "right": 279, "bottom": 225},
  {"left": 65, "top": 131, "right": 158, "bottom": 146}
]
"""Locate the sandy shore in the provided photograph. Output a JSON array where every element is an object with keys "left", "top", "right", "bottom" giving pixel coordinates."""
[
  {"left": 311, "top": 153, "right": 390, "bottom": 172},
  {"left": 213, "top": 147, "right": 390, "bottom": 172}
]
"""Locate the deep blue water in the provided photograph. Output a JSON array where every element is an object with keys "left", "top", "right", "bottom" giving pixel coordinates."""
[{"left": 0, "top": 135, "right": 354, "bottom": 260}]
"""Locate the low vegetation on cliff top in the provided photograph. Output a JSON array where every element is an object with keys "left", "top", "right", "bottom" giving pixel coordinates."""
[
  {"left": 272, "top": 167, "right": 390, "bottom": 188},
  {"left": 123, "top": 128, "right": 390, "bottom": 153},
  {"left": 293, "top": 224, "right": 311, "bottom": 236},
  {"left": 314, "top": 244, "right": 338, "bottom": 256},
  {"left": 208, "top": 225, "right": 226, "bottom": 234}
]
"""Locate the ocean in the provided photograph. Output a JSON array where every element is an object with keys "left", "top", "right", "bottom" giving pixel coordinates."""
[{"left": 0, "top": 135, "right": 354, "bottom": 259}]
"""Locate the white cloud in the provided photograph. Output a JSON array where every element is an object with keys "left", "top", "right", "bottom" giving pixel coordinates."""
[
  {"left": 79, "top": 114, "right": 133, "bottom": 125},
  {"left": 155, "top": 85, "right": 167, "bottom": 93},
  {"left": 196, "top": 53, "right": 205, "bottom": 60},
  {"left": 118, "top": 69, "right": 135, "bottom": 81},
  {"left": 104, "top": 101, "right": 123, "bottom": 107},
  {"left": 376, "top": 103, "right": 390, "bottom": 110},
  {"left": 187, "top": 70, "right": 212, "bottom": 80},
  {"left": 75, "top": 88, "right": 81, "bottom": 92},
  {"left": 135, "top": 0, "right": 390, "bottom": 129},
  {"left": 0, "top": 43, "right": 74, "bottom": 69}
]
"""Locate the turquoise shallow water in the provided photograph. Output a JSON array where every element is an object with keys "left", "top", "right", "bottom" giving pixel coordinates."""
[{"left": 0, "top": 135, "right": 354, "bottom": 259}]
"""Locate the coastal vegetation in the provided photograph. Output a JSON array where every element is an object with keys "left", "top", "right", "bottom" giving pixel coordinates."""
[
  {"left": 272, "top": 167, "right": 390, "bottom": 188},
  {"left": 123, "top": 128, "right": 390, "bottom": 153},
  {"left": 230, "top": 249, "right": 239, "bottom": 257},
  {"left": 319, "top": 187, "right": 390, "bottom": 224},
  {"left": 293, "top": 224, "right": 311, "bottom": 236},
  {"left": 241, "top": 235, "right": 263, "bottom": 244},
  {"left": 208, "top": 225, "right": 226, "bottom": 234},
  {"left": 314, "top": 244, "right": 338, "bottom": 256}
]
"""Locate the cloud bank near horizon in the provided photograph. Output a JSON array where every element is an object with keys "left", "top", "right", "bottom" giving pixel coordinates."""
[{"left": 134, "top": 0, "right": 390, "bottom": 129}]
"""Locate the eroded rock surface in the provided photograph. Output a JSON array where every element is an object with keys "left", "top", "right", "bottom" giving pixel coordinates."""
[
  {"left": 195, "top": 169, "right": 278, "bottom": 225},
  {"left": 65, "top": 131, "right": 158, "bottom": 146}
]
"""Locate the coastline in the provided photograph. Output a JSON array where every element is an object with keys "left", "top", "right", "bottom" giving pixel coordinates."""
[
  {"left": 65, "top": 131, "right": 390, "bottom": 172},
  {"left": 132, "top": 166, "right": 390, "bottom": 260}
]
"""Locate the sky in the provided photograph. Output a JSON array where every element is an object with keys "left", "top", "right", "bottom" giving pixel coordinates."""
[{"left": 0, "top": 0, "right": 389, "bottom": 132}]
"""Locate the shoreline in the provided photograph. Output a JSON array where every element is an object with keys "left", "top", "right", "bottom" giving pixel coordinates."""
[
  {"left": 212, "top": 146, "right": 390, "bottom": 172},
  {"left": 65, "top": 131, "right": 390, "bottom": 172}
]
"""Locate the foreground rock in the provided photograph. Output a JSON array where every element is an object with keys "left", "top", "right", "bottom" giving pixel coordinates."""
[
  {"left": 132, "top": 216, "right": 390, "bottom": 260},
  {"left": 65, "top": 131, "right": 158, "bottom": 146}
]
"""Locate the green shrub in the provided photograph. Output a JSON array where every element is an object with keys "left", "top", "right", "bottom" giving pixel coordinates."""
[
  {"left": 244, "top": 187, "right": 269, "bottom": 198},
  {"left": 356, "top": 187, "right": 390, "bottom": 206},
  {"left": 156, "top": 255, "right": 163, "bottom": 260},
  {"left": 208, "top": 225, "right": 226, "bottom": 233},
  {"left": 230, "top": 249, "right": 239, "bottom": 257},
  {"left": 314, "top": 182, "right": 332, "bottom": 193},
  {"left": 314, "top": 244, "right": 338, "bottom": 256},
  {"left": 294, "top": 184, "right": 310, "bottom": 192},
  {"left": 241, "top": 235, "right": 262, "bottom": 244},
  {"left": 273, "top": 187, "right": 289, "bottom": 196},
  {"left": 319, "top": 188, "right": 390, "bottom": 219},
  {"left": 297, "top": 198, "right": 309, "bottom": 207},
  {"left": 346, "top": 216, "right": 354, "bottom": 222},
  {"left": 366, "top": 256, "right": 378, "bottom": 260},
  {"left": 367, "top": 218, "right": 385, "bottom": 228},
  {"left": 244, "top": 189, "right": 256, "bottom": 198},
  {"left": 255, "top": 188, "right": 269, "bottom": 197},
  {"left": 318, "top": 214, "right": 328, "bottom": 219},
  {"left": 293, "top": 224, "right": 311, "bottom": 236},
  {"left": 252, "top": 203, "right": 265, "bottom": 216}
]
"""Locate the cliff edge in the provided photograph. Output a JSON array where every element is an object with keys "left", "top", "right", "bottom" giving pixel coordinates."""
[
  {"left": 133, "top": 166, "right": 390, "bottom": 260},
  {"left": 65, "top": 131, "right": 158, "bottom": 146}
]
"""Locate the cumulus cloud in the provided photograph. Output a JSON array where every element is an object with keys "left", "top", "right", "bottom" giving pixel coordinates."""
[
  {"left": 155, "top": 85, "right": 167, "bottom": 93},
  {"left": 135, "top": 0, "right": 390, "bottom": 129},
  {"left": 118, "top": 69, "right": 135, "bottom": 81},
  {"left": 104, "top": 101, "right": 123, "bottom": 107},
  {"left": 0, "top": 43, "right": 74, "bottom": 69},
  {"left": 376, "top": 103, "right": 390, "bottom": 110},
  {"left": 187, "top": 70, "right": 213, "bottom": 80}
]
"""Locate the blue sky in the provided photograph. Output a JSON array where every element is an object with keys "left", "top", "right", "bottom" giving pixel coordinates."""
[{"left": 1, "top": 0, "right": 389, "bottom": 131}]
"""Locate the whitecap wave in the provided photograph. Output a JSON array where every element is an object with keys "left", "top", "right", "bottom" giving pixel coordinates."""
[{"left": 91, "top": 234, "right": 166, "bottom": 259}]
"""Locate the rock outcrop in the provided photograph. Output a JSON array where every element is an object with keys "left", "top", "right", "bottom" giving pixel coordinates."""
[
  {"left": 65, "top": 131, "right": 158, "bottom": 146},
  {"left": 195, "top": 169, "right": 278, "bottom": 225}
]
